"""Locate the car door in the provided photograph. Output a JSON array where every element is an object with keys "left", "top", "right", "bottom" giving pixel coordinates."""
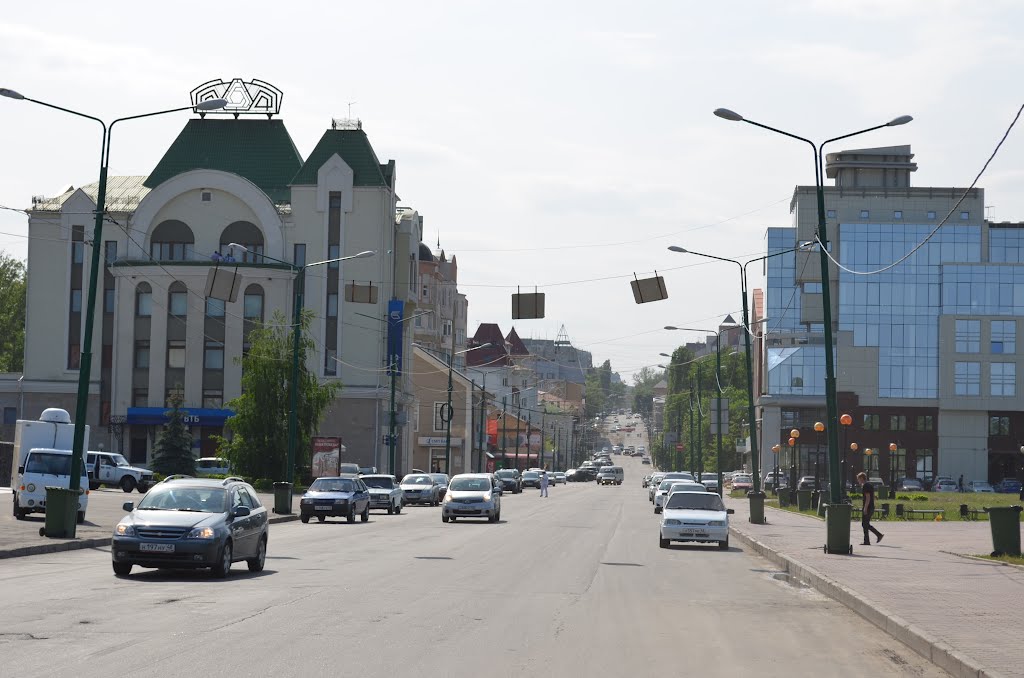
[
  {"left": 229, "top": 488, "right": 254, "bottom": 557},
  {"left": 240, "top": 487, "right": 266, "bottom": 548},
  {"left": 99, "top": 455, "right": 116, "bottom": 484}
]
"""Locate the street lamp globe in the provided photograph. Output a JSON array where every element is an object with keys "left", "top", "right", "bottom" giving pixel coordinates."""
[
  {"left": 850, "top": 443, "right": 859, "bottom": 452},
  {"left": 790, "top": 428, "right": 800, "bottom": 439},
  {"left": 814, "top": 422, "right": 825, "bottom": 433},
  {"left": 772, "top": 444, "right": 781, "bottom": 454},
  {"left": 788, "top": 437, "right": 796, "bottom": 447},
  {"left": 840, "top": 413, "right": 853, "bottom": 426},
  {"left": 889, "top": 443, "right": 898, "bottom": 452}
]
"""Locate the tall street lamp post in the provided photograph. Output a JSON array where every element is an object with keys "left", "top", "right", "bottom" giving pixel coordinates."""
[
  {"left": 771, "top": 443, "right": 781, "bottom": 496},
  {"left": 668, "top": 244, "right": 808, "bottom": 522},
  {"left": 230, "top": 244, "right": 375, "bottom": 511},
  {"left": 840, "top": 413, "right": 854, "bottom": 496},
  {"left": 790, "top": 428, "right": 801, "bottom": 500},
  {"left": 712, "top": 106, "right": 912, "bottom": 553},
  {"left": 443, "top": 343, "right": 493, "bottom": 473},
  {"left": 1, "top": 88, "right": 228, "bottom": 537},
  {"left": 813, "top": 421, "right": 825, "bottom": 487}
]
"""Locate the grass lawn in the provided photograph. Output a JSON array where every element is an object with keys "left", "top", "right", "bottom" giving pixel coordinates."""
[
  {"left": 741, "top": 489, "right": 1022, "bottom": 522},
  {"left": 975, "top": 553, "right": 1024, "bottom": 566}
]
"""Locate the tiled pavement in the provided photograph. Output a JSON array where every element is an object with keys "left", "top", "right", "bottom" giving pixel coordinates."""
[{"left": 726, "top": 495, "right": 1024, "bottom": 678}]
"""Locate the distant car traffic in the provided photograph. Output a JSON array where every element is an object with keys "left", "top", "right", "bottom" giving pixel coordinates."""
[
  {"left": 995, "top": 478, "right": 1022, "bottom": 493},
  {"left": 934, "top": 479, "right": 959, "bottom": 492},
  {"left": 431, "top": 474, "right": 452, "bottom": 500},
  {"left": 553, "top": 472, "right": 567, "bottom": 485},
  {"left": 896, "top": 478, "right": 924, "bottom": 492},
  {"left": 195, "top": 457, "right": 232, "bottom": 477},
  {"left": 797, "top": 476, "right": 817, "bottom": 490},
  {"left": 299, "top": 476, "right": 371, "bottom": 523},
  {"left": 521, "top": 470, "right": 542, "bottom": 488}
]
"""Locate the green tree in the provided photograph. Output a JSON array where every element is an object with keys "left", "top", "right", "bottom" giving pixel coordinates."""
[
  {"left": 217, "top": 310, "right": 339, "bottom": 480},
  {"left": 151, "top": 391, "right": 196, "bottom": 476},
  {"left": 0, "top": 252, "right": 26, "bottom": 372},
  {"left": 631, "top": 366, "right": 664, "bottom": 418}
]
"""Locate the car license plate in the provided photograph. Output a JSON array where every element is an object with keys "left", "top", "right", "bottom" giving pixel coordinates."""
[
  {"left": 315, "top": 505, "right": 333, "bottom": 510},
  {"left": 681, "top": 529, "right": 707, "bottom": 536},
  {"left": 139, "top": 543, "right": 174, "bottom": 553}
]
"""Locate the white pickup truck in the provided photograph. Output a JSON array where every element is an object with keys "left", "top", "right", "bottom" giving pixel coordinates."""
[{"left": 86, "top": 452, "right": 154, "bottom": 493}]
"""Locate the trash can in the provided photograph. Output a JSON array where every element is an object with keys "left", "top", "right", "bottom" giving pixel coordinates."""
[
  {"left": 777, "top": 489, "right": 789, "bottom": 508},
  {"left": 825, "top": 502, "right": 853, "bottom": 554},
  {"left": 877, "top": 485, "right": 889, "bottom": 500},
  {"left": 811, "top": 490, "right": 820, "bottom": 510},
  {"left": 41, "top": 486, "right": 79, "bottom": 539},
  {"left": 984, "top": 505, "right": 1022, "bottom": 557},
  {"left": 273, "top": 482, "right": 293, "bottom": 515},
  {"left": 797, "top": 489, "right": 812, "bottom": 511},
  {"left": 748, "top": 491, "right": 766, "bottom": 524}
]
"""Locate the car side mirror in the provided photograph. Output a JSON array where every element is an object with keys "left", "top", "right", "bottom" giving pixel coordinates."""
[
  {"left": 17, "top": 466, "right": 24, "bottom": 474},
  {"left": 123, "top": 502, "right": 134, "bottom": 512},
  {"left": 232, "top": 506, "right": 251, "bottom": 517},
  {"left": 727, "top": 508, "right": 735, "bottom": 514}
]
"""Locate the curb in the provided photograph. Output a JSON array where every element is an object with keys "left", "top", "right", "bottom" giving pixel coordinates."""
[
  {"left": 729, "top": 523, "right": 1000, "bottom": 678},
  {"left": 0, "top": 513, "right": 299, "bottom": 560}
]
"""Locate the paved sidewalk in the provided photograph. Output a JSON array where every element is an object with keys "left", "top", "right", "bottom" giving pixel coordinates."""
[
  {"left": 725, "top": 496, "right": 1024, "bottom": 678},
  {"left": 0, "top": 487, "right": 295, "bottom": 559}
]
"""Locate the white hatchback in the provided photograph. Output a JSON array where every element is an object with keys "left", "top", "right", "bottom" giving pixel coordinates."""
[{"left": 659, "top": 491, "right": 734, "bottom": 550}]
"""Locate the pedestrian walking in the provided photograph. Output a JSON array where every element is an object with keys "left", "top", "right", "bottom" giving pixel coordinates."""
[
  {"left": 958, "top": 474, "right": 964, "bottom": 492},
  {"left": 857, "top": 472, "right": 884, "bottom": 545},
  {"left": 539, "top": 470, "right": 549, "bottom": 498}
]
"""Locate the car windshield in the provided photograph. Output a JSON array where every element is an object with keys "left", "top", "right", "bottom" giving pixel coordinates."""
[
  {"left": 361, "top": 477, "right": 394, "bottom": 489},
  {"left": 523, "top": 472, "right": 539, "bottom": 480},
  {"left": 403, "top": 475, "right": 433, "bottom": 485},
  {"left": 702, "top": 474, "right": 717, "bottom": 481},
  {"left": 25, "top": 453, "right": 75, "bottom": 476},
  {"left": 449, "top": 477, "right": 491, "bottom": 492},
  {"left": 138, "top": 486, "right": 228, "bottom": 513},
  {"left": 496, "top": 470, "right": 517, "bottom": 478},
  {"left": 310, "top": 478, "right": 357, "bottom": 493},
  {"left": 666, "top": 493, "right": 726, "bottom": 511},
  {"left": 111, "top": 454, "right": 131, "bottom": 467},
  {"left": 431, "top": 474, "right": 450, "bottom": 485},
  {"left": 734, "top": 475, "right": 752, "bottom": 483},
  {"left": 658, "top": 480, "right": 676, "bottom": 491}
]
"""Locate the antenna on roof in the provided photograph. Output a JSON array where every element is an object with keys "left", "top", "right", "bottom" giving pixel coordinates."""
[
  {"left": 554, "top": 324, "right": 572, "bottom": 351},
  {"left": 347, "top": 101, "right": 357, "bottom": 118}
]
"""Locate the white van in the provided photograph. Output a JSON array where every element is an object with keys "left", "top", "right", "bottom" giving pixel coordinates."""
[
  {"left": 14, "top": 448, "right": 90, "bottom": 523},
  {"left": 597, "top": 466, "right": 625, "bottom": 485}
]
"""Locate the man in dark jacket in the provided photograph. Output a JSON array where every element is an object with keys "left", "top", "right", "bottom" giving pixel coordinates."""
[{"left": 857, "top": 472, "right": 884, "bottom": 545}]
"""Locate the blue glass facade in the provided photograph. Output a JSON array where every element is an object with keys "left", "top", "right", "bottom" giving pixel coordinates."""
[
  {"left": 989, "top": 227, "right": 1024, "bottom": 263},
  {"left": 942, "top": 265, "right": 1024, "bottom": 314},
  {"left": 766, "top": 228, "right": 800, "bottom": 332},
  {"left": 839, "top": 224, "right": 982, "bottom": 398},
  {"left": 767, "top": 346, "right": 827, "bottom": 395}
]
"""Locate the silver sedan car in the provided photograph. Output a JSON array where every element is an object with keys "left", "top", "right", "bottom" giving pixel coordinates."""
[{"left": 442, "top": 474, "right": 501, "bottom": 523}]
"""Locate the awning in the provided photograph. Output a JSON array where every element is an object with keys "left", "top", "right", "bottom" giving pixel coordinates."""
[{"left": 126, "top": 407, "right": 235, "bottom": 426}]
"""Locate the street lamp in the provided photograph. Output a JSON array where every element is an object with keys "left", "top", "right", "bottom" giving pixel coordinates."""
[
  {"left": 443, "top": 343, "right": 494, "bottom": 474},
  {"left": 889, "top": 442, "right": 899, "bottom": 493},
  {"left": 714, "top": 106, "right": 912, "bottom": 553},
  {"left": 1, "top": 89, "right": 227, "bottom": 537},
  {"left": 840, "top": 413, "right": 853, "bottom": 495},
  {"left": 665, "top": 326, "right": 726, "bottom": 496},
  {"left": 669, "top": 244, "right": 809, "bottom": 523},
  {"left": 813, "top": 421, "right": 825, "bottom": 487},
  {"left": 771, "top": 443, "right": 781, "bottom": 496},
  {"left": 230, "top": 243, "right": 375, "bottom": 511}
]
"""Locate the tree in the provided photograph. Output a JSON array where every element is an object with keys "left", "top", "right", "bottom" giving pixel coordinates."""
[
  {"left": 151, "top": 391, "right": 196, "bottom": 476},
  {"left": 631, "top": 366, "right": 664, "bottom": 418},
  {"left": 217, "top": 310, "right": 339, "bottom": 481},
  {"left": 0, "top": 252, "right": 26, "bottom": 372}
]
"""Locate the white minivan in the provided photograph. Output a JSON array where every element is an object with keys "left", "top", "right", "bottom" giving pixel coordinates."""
[{"left": 14, "top": 448, "right": 90, "bottom": 523}]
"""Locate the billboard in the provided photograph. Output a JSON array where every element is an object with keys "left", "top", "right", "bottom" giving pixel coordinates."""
[{"left": 311, "top": 436, "right": 343, "bottom": 477}]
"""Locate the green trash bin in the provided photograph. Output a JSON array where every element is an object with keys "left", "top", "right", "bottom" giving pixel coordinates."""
[
  {"left": 876, "top": 485, "right": 889, "bottom": 500},
  {"left": 777, "top": 488, "right": 789, "bottom": 508},
  {"left": 797, "top": 489, "right": 812, "bottom": 511},
  {"left": 273, "top": 482, "right": 293, "bottom": 515},
  {"left": 748, "top": 491, "right": 766, "bottom": 524},
  {"left": 984, "top": 505, "right": 1022, "bottom": 557},
  {"left": 825, "top": 502, "right": 852, "bottom": 554},
  {"left": 41, "top": 486, "right": 79, "bottom": 538}
]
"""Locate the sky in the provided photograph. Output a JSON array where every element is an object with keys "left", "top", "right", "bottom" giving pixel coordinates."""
[{"left": 2, "top": 0, "right": 1024, "bottom": 383}]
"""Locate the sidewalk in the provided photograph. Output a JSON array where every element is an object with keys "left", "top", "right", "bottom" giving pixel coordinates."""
[
  {"left": 725, "top": 495, "right": 1024, "bottom": 678},
  {"left": 0, "top": 488, "right": 295, "bottom": 559}
]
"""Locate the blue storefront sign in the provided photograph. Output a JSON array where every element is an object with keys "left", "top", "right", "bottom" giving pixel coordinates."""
[{"left": 125, "top": 407, "right": 235, "bottom": 426}]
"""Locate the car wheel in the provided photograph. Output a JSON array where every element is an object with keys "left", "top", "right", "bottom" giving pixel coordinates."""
[
  {"left": 120, "top": 476, "right": 136, "bottom": 493},
  {"left": 489, "top": 512, "right": 497, "bottom": 523},
  {"left": 247, "top": 535, "right": 267, "bottom": 572},
  {"left": 361, "top": 505, "right": 369, "bottom": 522},
  {"left": 654, "top": 507, "right": 661, "bottom": 514},
  {"left": 387, "top": 504, "right": 394, "bottom": 515},
  {"left": 300, "top": 514, "right": 310, "bottom": 524},
  {"left": 450, "top": 516, "right": 457, "bottom": 522},
  {"left": 112, "top": 560, "right": 132, "bottom": 576},
  {"left": 395, "top": 503, "right": 402, "bottom": 514},
  {"left": 718, "top": 538, "right": 729, "bottom": 550},
  {"left": 212, "top": 541, "right": 232, "bottom": 578},
  {"left": 137, "top": 484, "right": 149, "bottom": 494},
  {"left": 347, "top": 507, "right": 356, "bottom": 524},
  {"left": 77, "top": 511, "right": 85, "bottom": 525},
  {"left": 442, "top": 515, "right": 449, "bottom": 523},
  {"left": 89, "top": 480, "right": 100, "bottom": 491},
  {"left": 317, "top": 515, "right": 326, "bottom": 523},
  {"left": 659, "top": 537, "right": 669, "bottom": 549},
  {"left": 13, "top": 497, "right": 25, "bottom": 521}
]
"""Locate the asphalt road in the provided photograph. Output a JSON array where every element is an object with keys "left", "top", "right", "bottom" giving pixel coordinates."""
[{"left": 0, "top": 455, "right": 946, "bottom": 678}]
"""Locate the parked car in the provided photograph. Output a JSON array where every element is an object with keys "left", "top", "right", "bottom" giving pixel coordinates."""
[
  {"left": 494, "top": 469, "right": 523, "bottom": 493},
  {"left": 361, "top": 474, "right": 404, "bottom": 514},
  {"left": 763, "top": 472, "right": 785, "bottom": 491},
  {"left": 195, "top": 457, "right": 232, "bottom": 478},
  {"left": 112, "top": 477, "right": 268, "bottom": 577},
  {"left": 648, "top": 473, "right": 667, "bottom": 502},
  {"left": 299, "top": 476, "right": 371, "bottom": 523},
  {"left": 642, "top": 474, "right": 652, "bottom": 488},
  {"left": 400, "top": 474, "right": 441, "bottom": 505},
  {"left": 934, "top": 479, "right": 959, "bottom": 492},
  {"left": 731, "top": 474, "right": 753, "bottom": 492},
  {"left": 86, "top": 451, "right": 154, "bottom": 493},
  {"left": 553, "top": 472, "right": 567, "bottom": 485},
  {"left": 441, "top": 473, "right": 502, "bottom": 523},
  {"left": 967, "top": 480, "right": 995, "bottom": 493},
  {"left": 659, "top": 490, "right": 734, "bottom": 550},
  {"left": 431, "top": 473, "right": 451, "bottom": 500},
  {"left": 521, "top": 470, "right": 542, "bottom": 489},
  {"left": 994, "top": 478, "right": 1023, "bottom": 494},
  {"left": 13, "top": 448, "right": 90, "bottom": 523},
  {"left": 896, "top": 478, "right": 924, "bottom": 492},
  {"left": 797, "top": 476, "right": 817, "bottom": 490}
]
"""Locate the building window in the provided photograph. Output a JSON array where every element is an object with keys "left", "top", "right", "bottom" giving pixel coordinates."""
[
  {"left": 324, "top": 349, "right": 337, "bottom": 375},
  {"left": 863, "top": 414, "right": 880, "bottom": 430},
  {"left": 433, "top": 402, "right": 447, "bottom": 432},
  {"left": 826, "top": 209, "right": 836, "bottom": 218},
  {"left": 72, "top": 241, "right": 84, "bottom": 264},
  {"left": 414, "top": 314, "right": 423, "bottom": 328},
  {"left": 989, "top": 415, "right": 1011, "bottom": 436},
  {"left": 954, "top": 361, "right": 980, "bottom": 396},
  {"left": 167, "top": 340, "right": 186, "bottom": 369},
  {"left": 960, "top": 211, "right": 970, "bottom": 220},
  {"left": 991, "top": 362, "right": 1016, "bottom": 396},
  {"left": 204, "top": 341, "right": 224, "bottom": 369},
  {"left": 455, "top": 329, "right": 465, "bottom": 344},
  {"left": 243, "top": 290, "right": 263, "bottom": 320},
  {"left": 3, "top": 407, "right": 17, "bottom": 425},
  {"left": 169, "top": 291, "right": 188, "bottom": 316},
  {"left": 859, "top": 210, "right": 869, "bottom": 219},
  {"left": 991, "top": 320, "right": 1015, "bottom": 354},
  {"left": 893, "top": 210, "right": 903, "bottom": 219},
  {"left": 443, "top": 321, "right": 452, "bottom": 337},
  {"left": 70, "top": 289, "right": 82, "bottom": 313},
  {"left": 202, "top": 390, "right": 223, "bottom": 408},
  {"left": 136, "top": 286, "right": 152, "bottom": 317},
  {"left": 104, "top": 289, "right": 115, "bottom": 314},
  {"left": 916, "top": 450, "right": 935, "bottom": 480},
  {"left": 104, "top": 241, "right": 117, "bottom": 265},
  {"left": 132, "top": 389, "right": 148, "bottom": 407},
  {"left": 135, "top": 341, "right": 150, "bottom": 369},
  {"left": 803, "top": 282, "right": 823, "bottom": 293},
  {"left": 890, "top": 415, "right": 907, "bottom": 431},
  {"left": 421, "top": 284, "right": 429, "bottom": 300},
  {"left": 293, "top": 243, "right": 306, "bottom": 267},
  {"left": 915, "top": 415, "right": 934, "bottom": 432},
  {"left": 68, "top": 343, "right": 80, "bottom": 370},
  {"left": 955, "top": 319, "right": 980, "bottom": 353},
  {"left": 328, "top": 244, "right": 340, "bottom": 269},
  {"left": 927, "top": 211, "right": 936, "bottom": 220},
  {"left": 205, "top": 298, "right": 225, "bottom": 317}
]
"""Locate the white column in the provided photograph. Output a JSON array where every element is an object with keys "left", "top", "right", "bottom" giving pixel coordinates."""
[
  {"left": 147, "top": 281, "right": 168, "bottom": 407},
  {"left": 223, "top": 298, "right": 244, "bottom": 403},
  {"left": 183, "top": 283, "right": 205, "bottom": 407}
]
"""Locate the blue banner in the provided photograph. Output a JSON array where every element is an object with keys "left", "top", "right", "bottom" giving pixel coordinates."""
[
  {"left": 126, "top": 407, "right": 235, "bottom": 426},
  {"left": 387, "top": 299, "right": 404, "bottom": 375}
]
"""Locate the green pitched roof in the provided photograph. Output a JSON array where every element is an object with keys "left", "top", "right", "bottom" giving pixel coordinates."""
[
  {"left": 291, "top": 129, "right": 391, "bottom": 187},
  {"left": 145, "top": 119, "right": 303, "bottom": 203}
]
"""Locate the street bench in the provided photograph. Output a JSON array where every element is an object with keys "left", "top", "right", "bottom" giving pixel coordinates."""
[
  {"left": 959, "top": 504, "right": 984, "bottom": 520},
  {"left": 850, "top": 506, "right": 885, "bottom": 520},
  {"left": 905, "top": 508, "right": 945, "bottom": 520}
]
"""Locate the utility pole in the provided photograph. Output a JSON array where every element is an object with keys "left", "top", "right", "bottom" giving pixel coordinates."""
[
  {"left": 515, "top": 397, "right": 521, "bottom": 471},
  {"left": 675, "top": 399, "right": 683, "bottom": 473},
  {"left": 528, "top": 413, "right": 533, "bottom": 469},
  {"left": 696, "top": 364, "right": 704, "bottom": 479},
  {"left": 389, "top": 353, "right": 397, "bottom": 475},
  {"left": 477, "top": 378, "right": 486, "bottom": 473},
  {"left": 689, "top": 392, "right": 696, "bottom": 475},
  {"left": 541, "top": 411, "right": 547, "bottom": 470},
  {"left": 501, "top": 395, "right": 507, "bottom": 469}
]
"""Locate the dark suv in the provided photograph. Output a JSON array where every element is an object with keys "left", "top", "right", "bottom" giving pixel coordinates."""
[
  {"left": 494, "top": 469, "right": 522, "bottom": 494},
  {"left": 112, "top": 477, "right": 268, "bottom": 578}
]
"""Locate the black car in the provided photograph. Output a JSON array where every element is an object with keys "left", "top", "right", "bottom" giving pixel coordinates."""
[
  {"left": 111, "top": 477, "right": 268, "bottom": 578},
  {"left": 299, "top": 475, "right": 371, "bottom": 524},
  {"left": 521, "top": 470, "right": 542, "bottom": 488},
  {"left": 494, "top": 469, "right": 522, "bottom": 494},
  {"left": 573, "top": 467, "right": 598, "bottom": 482}
]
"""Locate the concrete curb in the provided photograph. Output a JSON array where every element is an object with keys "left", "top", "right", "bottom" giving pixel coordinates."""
[
  {"left": 729, "top": 522, "right": 1001, "bottom": 678},
  {"left": 0, "top": 513, "right": 299, "bottom": 560}
]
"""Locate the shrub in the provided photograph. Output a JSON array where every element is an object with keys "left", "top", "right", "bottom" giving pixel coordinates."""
[
  {"left": 896, "top": 494, "right": 911, "bottom": 501},
  {"left": 252, "top": 478, "right": 274, "bottom": 492},
  {"left": 912, "top": 494, "right": 929, "bottom": 502}
]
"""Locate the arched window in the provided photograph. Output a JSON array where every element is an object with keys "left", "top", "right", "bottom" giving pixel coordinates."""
[
  {"left": 151, "top": 220, "right": 195, "bottom": 261},
  {"left": 243, "top": 284, "right": 264, "bottom": 321},
  {"left": 135, "top": 282, "right": 153, "bottom": 317},
  {"left": 220, "top": 221, "right": 265, "bottom": 263}
]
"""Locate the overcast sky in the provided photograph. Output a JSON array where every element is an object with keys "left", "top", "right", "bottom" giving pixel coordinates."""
[{"left": 3, "top": 0, "right": 1023, "bottom": 382}]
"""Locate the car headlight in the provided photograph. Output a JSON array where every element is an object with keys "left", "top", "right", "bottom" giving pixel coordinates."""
[
  {"left": 115, "top": 523, "right": 135, "bottom": 536},
  {"left": 186, "top": 526, "right": 216, "bottom": 539},
  {"left": 334, "top": 498, "right": 350, "bottom": 504},
  {"left": 443, "top": 493, "right": 453, "bottom": 503},
  {"left": 708, "top": 521, "right": 726, "bottom": 527},
  {"left": 663, "top": 519, "right": 680, "bottom": 526},
  {"left": 300, "top": 498, "right": 313, "bottom": 504},
  {"left": 26, "top": 483, "right": 36, "bottom": 493}
]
